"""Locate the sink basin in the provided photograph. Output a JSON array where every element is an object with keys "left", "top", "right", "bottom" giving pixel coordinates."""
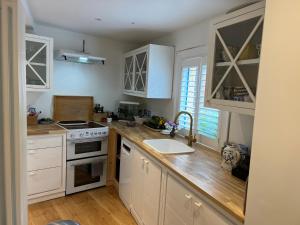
[{"left": 143, "top": 139, "right": 195, "bottom": 154}]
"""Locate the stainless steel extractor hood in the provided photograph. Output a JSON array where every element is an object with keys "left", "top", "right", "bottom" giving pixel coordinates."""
[{"left": 55, "top": 40, "right": 106, "bottom": 64}]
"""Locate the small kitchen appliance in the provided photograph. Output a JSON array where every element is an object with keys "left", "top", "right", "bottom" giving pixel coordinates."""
[{"left": 117, "top": 101, "right": 140, "bottom": 121}]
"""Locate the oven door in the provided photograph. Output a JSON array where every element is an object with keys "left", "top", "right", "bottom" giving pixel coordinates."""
[
  {"left": 66, "top": 155, "right": 107, "bottom": 195},
  {"left": 67, "top": 137, "right": 108, "bottom": 160}
]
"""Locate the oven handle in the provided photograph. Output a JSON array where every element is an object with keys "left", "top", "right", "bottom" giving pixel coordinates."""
[
  {"left": 68, "top": 137, "right": 107, "bottom": 144},
  {"left": 67, "top": 156, "right": 107, "bottom": 167}
]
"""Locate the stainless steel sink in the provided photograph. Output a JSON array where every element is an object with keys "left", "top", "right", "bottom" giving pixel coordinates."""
[{"left": 143, "top": 139, "right": 195, "bottom": 154}]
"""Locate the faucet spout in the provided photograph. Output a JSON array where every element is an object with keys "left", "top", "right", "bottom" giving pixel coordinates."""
[{"left": 171, "top": 111, "right": 197, "bottom": 147}]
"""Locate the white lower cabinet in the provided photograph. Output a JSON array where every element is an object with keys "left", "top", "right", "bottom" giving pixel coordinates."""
[
  {"left": 27, "top": 167, "right": 62, "bottom": 195},
  {"left": 119, "top": 143, "right": 238, "bottom": 225},
  {"left": 27, "top": 134, "right": 66, "bottom": 204},
  {"left": 164, "top": 175, "right": 233, "bottom": 225},
  {"left": 164, "top": 174, "right": 193, "bottom": 225},
  {"left": 131, "top": 146, "right": 162, "bottom": 225}
]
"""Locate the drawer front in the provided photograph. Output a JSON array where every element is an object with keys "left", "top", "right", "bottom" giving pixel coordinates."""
[
  {"left": 27, "top": 136, "right": 63, "bottom": 150},
  {"left": 27, "top": 147, "right": 62, "bottom": 171},
  {"left": 27, "top": 167, "right": 62, "bottom": 196}
]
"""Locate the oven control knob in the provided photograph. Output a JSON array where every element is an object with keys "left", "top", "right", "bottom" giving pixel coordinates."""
[
  {"left": 94, "top": 132, "right": 98, "bottom": 136},
  {"left": 79, "top": 133, "right": 84, "bottom": 137},
  {"left": 98, "top": 132, "right": 102, "bottom": 135}
]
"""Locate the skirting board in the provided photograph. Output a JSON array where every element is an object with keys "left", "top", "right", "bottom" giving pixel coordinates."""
[{"left": 28, "top": 191, "right": 65, "bottom": 204}]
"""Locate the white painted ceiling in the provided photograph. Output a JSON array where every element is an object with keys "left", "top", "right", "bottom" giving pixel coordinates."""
[{"left": 28, "top": 0, "right": 256, "bottom": 43}]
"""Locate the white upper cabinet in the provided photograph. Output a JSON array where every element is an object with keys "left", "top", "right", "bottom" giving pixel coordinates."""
[
  {"left": 205, "top": 1, "right": 265, "bottom": 115},
  {"left": 123, "top": 44, "right": 174, "bottom": 99},
  {"left": 25, "top": 33, "right": 53, "bottom": 91}
]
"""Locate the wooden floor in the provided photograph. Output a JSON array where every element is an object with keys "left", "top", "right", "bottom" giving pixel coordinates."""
[{"left": 28, "top": 187, "right": 137, "bottom": 225}]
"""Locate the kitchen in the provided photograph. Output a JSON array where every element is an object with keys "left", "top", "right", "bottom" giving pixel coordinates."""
[{"left": 0, "top": 1, "right": 300, "bottom": 225}]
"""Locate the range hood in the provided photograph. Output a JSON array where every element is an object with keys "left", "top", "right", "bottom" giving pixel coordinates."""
[{"left": 55, "top": 40, "right": 106, "bottom": 64}]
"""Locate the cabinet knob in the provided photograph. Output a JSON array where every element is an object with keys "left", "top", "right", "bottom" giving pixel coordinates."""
[
  {"left": 185, "top": 194, "right": 192, "bottom": 200},
  {"left": 29, "top": 172, "right": 36, "bottom": 176},
  {"left": 194, "top": 202, "right": 202, "bottom": 208},
  {"left": 28, "top": 150, "right": 36, "bottom": 155},
  {"left": 144, "top": 160, "right": 149, "bottom": 165}
]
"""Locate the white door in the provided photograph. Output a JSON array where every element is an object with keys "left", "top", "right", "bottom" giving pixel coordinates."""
[
  {"left": 119, "top": 141, "right": 132, "bottom": 209},
  {"left": 164, "top": 175, "right": 193, "bottom": 225},
  {"left": 25, "top": 34, "right": 52, "bottom": 90},
  {"left": 142, "top": 158, "right": 162, "bottom": 225},
  {"left": 193, "top": 196, "right": 232, "bottom": 225},
  {"left": 134, "top": 50, "right": 148, "bottom": 94},
  {"left": 124, "top": 55, "right": 134, "bottom": 92},
  {"left": 131, "top": 148, "right": 145, "bottom": 221}
]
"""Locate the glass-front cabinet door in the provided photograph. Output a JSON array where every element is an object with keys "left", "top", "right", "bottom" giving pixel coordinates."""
[
  {"left": 134, "top": 50, "right": 148, "bottom": 94},
  {"left": 25, "top": 34, "right": 53, "bottom": 91},
  {"left": 124, "top": 55, "right": 134, "bottom": 92},
  {"left": 205, "top": 3, "right": 265, "bottom": 115}
]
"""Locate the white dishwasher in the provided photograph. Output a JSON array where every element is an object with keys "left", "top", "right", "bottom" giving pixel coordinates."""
[{"left": 119, "top": 138, "right": 133, "bottom": 210}]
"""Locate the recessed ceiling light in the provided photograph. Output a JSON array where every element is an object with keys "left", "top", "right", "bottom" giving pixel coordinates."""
[{"left": 95, "top": 18, "right": 102, "bottom": 21}]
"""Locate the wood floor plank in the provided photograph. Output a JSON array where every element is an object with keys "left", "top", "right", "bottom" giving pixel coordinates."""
[{"left": 28, "top": 187, "right": 137, "bottom": 225}]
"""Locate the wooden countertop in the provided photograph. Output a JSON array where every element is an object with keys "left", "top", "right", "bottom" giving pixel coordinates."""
[
  {"left": 27, "top": 124, "right": 66, "bottom": 136},
  {"left": 110, "top": 122, "right": 246, "bottom": 223}
]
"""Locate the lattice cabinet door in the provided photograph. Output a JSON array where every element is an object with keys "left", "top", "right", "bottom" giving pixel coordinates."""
[
  {"left": 123, "top": 44, "right": 174, "bottom": 99},
  {"left": 206, "top": 2, "right": 265, "bottom": 115},
  {"left": 134, "top": 50, "right": 148, "bottom": 94},
  {"left": 124, "top": 55, "right": 134, "bottom": 92},
  {"left": 25, "top": 34, "right": 53, "bottom": 91}
]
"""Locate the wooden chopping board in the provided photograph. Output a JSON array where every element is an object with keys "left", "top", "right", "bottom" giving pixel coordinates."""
[{"left": 53, "top": 96, "right": 94, "bottom": 121}]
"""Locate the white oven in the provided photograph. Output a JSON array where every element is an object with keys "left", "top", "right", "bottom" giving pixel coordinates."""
[
  {"left": 66, "top": 155, "right": 107, "bottom": 195},
  {"left": 67, "top": 137, "right": 108, "bottom": 160}
]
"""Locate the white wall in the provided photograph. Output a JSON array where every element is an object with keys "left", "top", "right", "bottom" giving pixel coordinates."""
[
  {"left": 147, "top": 19, "right": 254, "bottom": 147},
  {"left": 27, "top": 24, "right": 137, "bottom": 118},
  {"left": 245, "top": 1, "right": 300, "bottom": 224}
]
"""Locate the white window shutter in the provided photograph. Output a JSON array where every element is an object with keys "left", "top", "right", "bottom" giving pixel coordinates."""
[{"left": 178, "top": 57, "right": 220, "bottom": 149}]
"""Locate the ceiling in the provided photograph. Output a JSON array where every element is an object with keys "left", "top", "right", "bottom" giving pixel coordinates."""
[{"left": 27, "top": 0, "right": 256, "bottom": 43}]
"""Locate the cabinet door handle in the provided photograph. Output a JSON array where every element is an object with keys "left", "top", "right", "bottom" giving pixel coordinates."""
[
  {"left": 194, "top": 202, "right": 202, "bottom": 208},
  {"left": 185, "top": 194, "right": 192, "bottom": 200},
  {"left": 140, "top": 157, "right": 145, "bottom": 168},
  {"left": 144, "top": 160, "right": 149, "bottom": 172}
]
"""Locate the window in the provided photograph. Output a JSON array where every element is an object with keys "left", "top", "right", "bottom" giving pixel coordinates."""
[{"left": 178, "top": 57, "right": 220, "bottom": 149}]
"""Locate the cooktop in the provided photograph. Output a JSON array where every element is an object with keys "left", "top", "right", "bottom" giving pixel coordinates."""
[{"left": 58, "top": 121, "right": 106, "bottom": 130}]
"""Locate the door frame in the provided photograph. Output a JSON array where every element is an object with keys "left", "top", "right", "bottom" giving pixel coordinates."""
[{"left": 1, "top": 0, "right": 27, "bottom": 225}]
